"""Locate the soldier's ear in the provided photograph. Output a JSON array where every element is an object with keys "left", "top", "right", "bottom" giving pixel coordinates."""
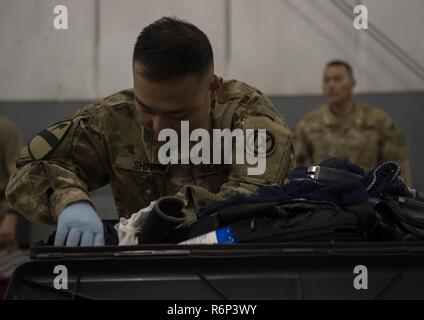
[
  {"left": 209, "top": 75, "right": 223, "bottom": 98},
  {"left": 351, "top": 77, "right": 357, "bottom": 89}
]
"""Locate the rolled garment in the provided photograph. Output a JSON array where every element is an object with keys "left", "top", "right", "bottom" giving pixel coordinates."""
[{"left": 138, "top": 197, "right": 186, "bottom": 244}]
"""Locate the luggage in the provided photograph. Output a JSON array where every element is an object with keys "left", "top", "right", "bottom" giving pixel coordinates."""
[
  {"left": 6, "top": 159, "right": 424, "bottom": 299},
  {"left": 373, "top": 196, "right": 424, "bottom": 240},
  {"left": 171, "top": 200, "right": 378, "bottom": 244}
]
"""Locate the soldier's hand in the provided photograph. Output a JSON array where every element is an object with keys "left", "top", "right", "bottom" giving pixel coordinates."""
[{"left": 54, "top": 202, "right": 105, "bottom": 247}]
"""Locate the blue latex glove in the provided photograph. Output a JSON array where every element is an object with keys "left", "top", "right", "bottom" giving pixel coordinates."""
[{"left": 54, "top": 202, "right": 105, "bottom": 247}]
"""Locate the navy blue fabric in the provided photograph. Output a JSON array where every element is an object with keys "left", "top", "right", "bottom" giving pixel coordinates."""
[
  {"left": 363, "top": 160, "right": 413, "bottom": 198},
  {"left": 201, "top": 158, "right": 415, "bottom": 217}
]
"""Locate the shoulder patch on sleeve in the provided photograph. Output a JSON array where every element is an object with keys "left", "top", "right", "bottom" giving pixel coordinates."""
[
  {"left": 246, "top": 130, "right": 277, "bottom": 157},
  {"left": 27, "top": 120, "right": 73, "bottom": 160},
  {"left": 264, "top": 131, "right": 277, "bottom": 156}
]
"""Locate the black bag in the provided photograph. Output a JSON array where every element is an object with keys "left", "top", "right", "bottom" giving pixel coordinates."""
[
  {"left": 171, "top": 199, "right": 379, "bottom": 243},
  {"left": 374, "top": 196, "right": 424, "bottom": 240}
]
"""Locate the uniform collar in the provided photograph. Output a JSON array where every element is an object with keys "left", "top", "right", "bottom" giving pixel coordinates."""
[
  {"left": 140, "top": 102, "right": 216, "bottom": 164},
  {"left": 323, "top": 100, "right": 363, "bottom": 126}
]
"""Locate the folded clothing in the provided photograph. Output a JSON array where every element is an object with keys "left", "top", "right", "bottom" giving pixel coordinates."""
[{"left": 201, "top": 158, "right": 417, "bottom": 217}]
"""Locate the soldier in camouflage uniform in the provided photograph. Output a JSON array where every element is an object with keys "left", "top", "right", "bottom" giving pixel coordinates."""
[
  {"left": 6, "top": 17, "right": 294, "bottom": 246},
  {"left": 293, "top": 60, "right": 411, "bottom": 183},
  {"left": 0, "top": 116, "right": 23, "bottom": 250}
]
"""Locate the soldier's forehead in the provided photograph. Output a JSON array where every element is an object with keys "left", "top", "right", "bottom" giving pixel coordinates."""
[
  {"left": 133, "top": 79, "right": 209, "bottom": 113},
  {"left": 135, "top": 95, "right": 192, "bottom": 114}
]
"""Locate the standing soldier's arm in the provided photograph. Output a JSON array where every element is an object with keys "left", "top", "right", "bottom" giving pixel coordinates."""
[
  {"left": 0, "top": 118, "right": 23, "bottom": 250},
  {"left": 5, "top": 109, "right": 111, "bottom": 225},
  {"left": 379, "top": 114, "right": 412, "bottom": 185},
  {"left": 176, "top": 97, "right": 295, "bottom": 225},
  {"left": 2, "top": 119, "right": 23, "bottom": 176}
]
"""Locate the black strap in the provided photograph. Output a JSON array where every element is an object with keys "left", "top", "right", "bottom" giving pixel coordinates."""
[{"left": 292, "top": 166, "right": 363, "bottom": 183}]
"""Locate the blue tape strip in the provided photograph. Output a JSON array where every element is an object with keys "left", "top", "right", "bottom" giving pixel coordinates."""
[{"left": 216, "top": 226, "right": 237, "bottom": 244}]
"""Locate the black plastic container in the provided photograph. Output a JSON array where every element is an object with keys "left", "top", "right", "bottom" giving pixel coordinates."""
[{"left": 5, "top": 241, "right": 424, "bottom": 300}]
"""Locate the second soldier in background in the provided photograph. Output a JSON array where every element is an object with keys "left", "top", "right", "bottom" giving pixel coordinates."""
[{"left": 293, "top": 60, "right": 412, "bottom": 184}]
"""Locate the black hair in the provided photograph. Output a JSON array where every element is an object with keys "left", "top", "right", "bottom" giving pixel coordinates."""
[
  {"left": 133, "top": 16, "right": 214, "bottom": 81},
  {"left": 326, "top": 60, "right": 354, "bottom": 78}
]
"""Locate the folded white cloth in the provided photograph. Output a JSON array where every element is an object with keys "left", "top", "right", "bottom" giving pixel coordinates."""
[{"left": 114, "top": 201, "right": 156, "bottom": 246}]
